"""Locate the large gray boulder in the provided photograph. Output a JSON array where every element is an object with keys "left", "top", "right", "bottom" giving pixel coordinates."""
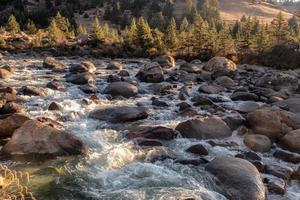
[
  {"left": 153, "top": 55, "right": 175, "bottom": 68},
  {"left": 1, "top": 120, "right": 87, "bottom": 157},
  {"left": 89, "top": 106, "right": 149, "bottom": 123},
  {"left": 136, "top": 63, "right": 164, "bottom": 83},
  {"left": 206, "top": 156, "right": 266, "bottom": 200},
  {"left": 203, "top": 56, "right": 237, "bottom": 77},
  {"left": 175, "top": 117, "right": 232, "bottom": 139},
  {"left": 279, "top": 129, "right": 300, "bottom": 154},
  {"left": 103, "top": 82, "right": 138, "bottom": 98}
]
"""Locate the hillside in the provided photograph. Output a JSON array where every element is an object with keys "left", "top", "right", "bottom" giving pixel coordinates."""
[{"left": 219, "top": 0, "right": 295, "bottom": 23}]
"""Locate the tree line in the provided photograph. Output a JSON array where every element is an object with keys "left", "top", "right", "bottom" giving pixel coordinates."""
[{"left": 0, "top": 11, "right": 299, "bottom": 60}]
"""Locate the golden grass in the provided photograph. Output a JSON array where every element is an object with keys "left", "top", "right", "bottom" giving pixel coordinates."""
[{"left": 0, "top": 164, "right": 36, "bottom": 200}]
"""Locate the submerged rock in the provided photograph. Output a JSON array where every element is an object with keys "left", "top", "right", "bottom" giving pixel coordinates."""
[
  {"left": 69, "top": 60, "right": 96, "bottom": 73},
  {"left": 66, "top": 72, "right": 95, "bottom": 85},
  {"left": 43, "top": 57, "right": 65, "bottom": 69},
  {"left": 175, "top": 117, "right": 232, "bottom": 139},
  {"left": 46, "top": 80, "right": 65, "bottom": 90},
  {"left": 206, "top": 156, "right": 265, "bottom": 200},
  {"left": 89, "top": 106, "right": 149, "bottom": 123},
  {"left": 126, "top": 126, "right": 176, "bottom": 140},
  {"left": 1, "top": 120, "right": 86, "bottom": 157},
  {"left": 186, "top": 144, "right": 209, "bottom": 156}
]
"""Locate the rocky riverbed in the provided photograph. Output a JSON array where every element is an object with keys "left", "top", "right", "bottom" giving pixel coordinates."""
[{"left": 0, "top": 52, "right": 299, "bottom": 200}]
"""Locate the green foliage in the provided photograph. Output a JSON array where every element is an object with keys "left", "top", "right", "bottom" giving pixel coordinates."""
[
  {"left": 164, "top": 17, "right": 178, "bottom": 50},
  {"left": 26, "top": 20, "right": 37, "bottom": 34},
  {"left": 6, "top": 15, "right": 20, "bottom": 34},
  {"left": 54, "top": 12, "right": 72, "bottom": 36},
  {"left": 91, "top": 17, "right": 104, "bottom": 42},
  {"left": 0, "top": 36, "right": 6, "bottom": 49},
  {"left": 136, "top": 17, "right": 154, "bottom": 51},
  {"left": 77, "top": 24, "right": 87, "bottom": 35},
  {"left": 48, "top": 19, "right": 65, "bottom": 45},
  {"left": 270, "top": 12, "right": 291, "bottom": 45}
]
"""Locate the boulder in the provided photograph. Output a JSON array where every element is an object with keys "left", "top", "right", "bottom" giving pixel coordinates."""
[
  {"left": 43, "top": 57, "right": 65, "bottom": 69},
  {"left": 175, "top": 117, "right": 232, "bottom": 139},
  {"left": 0, "top": 114, "right": 30, "bottom": 138},
  {"left": 0, "top": 68, "right": 12, "bottom": 79},
  {"left": 152, "top": 98, "right": 168, "bottom": 107},
  {"left": 153, "top": 55, "right": 175, "bottom": 68},
  {"left": 203, "top": 57, "right": 237, "bottom": 77},
  {"left": 66, "top": 72, "right": 95, "bottom": 85},
  {"left": 255, "top": 72, "right": 299, "bottom": 92},
  {"left": 179, "top": 63, "right": 201, "bottom": 73},
  {"left": 198, "top": 83, "right": 224, "bottom": 94},
  {"left": 126, "top": 126, "right": 176, "bottom": 140},
  {"left": 273, "top": 149, "right": 300, "bottom": 164},
  {"left": 215, "top": 76, "right": 235, "bottom": 88},
  {"left": 0, "top": 102, "right": 23, "bottom": 115},
  {"left": 48, "top": 102, "right": 62, "bottom": 111},
  {"left": 206, "top": 156, "right": 265, "bottom": 200},
  {"left": 279, "top": 129, "right": 300, "bottom": 153},
  {"left": 264, "top": 164, "right": 293, "bottom": 180},
  {"left": 79, "top": 84, "right": 97, "bottom": 94},
  {"left": 89, "top": 106, "right": 149, "bottom": 123},
  {"left": 69, "top": 61, "right": 96, "bottom": 73},
  {"left": 274, "top": 97, "right": 300, "bottom": 114},
  {"left": 118, "top": 70, "right": 130, "bottom": 77},
  {"left": 18, "top": 86, "right": 46, "bottom": 97},
  {"left": 46, "top": 80, "right": 65, "bottom": 90},
  {"left": 231, "top": 92, "right": 259, "bottom": 101},
  {"left": 186, "top": 144, "right": 209, "bottom": 156},
  {"left": 136, "top": 63, "right": 164, "bottom": 83},
  {"left": 264, "top": 176, "right": 286, "bottom": 195},
  {"left": 107, "top": 61, "right": 123, "bottom": 70},
  {"left": 246, "top": 108, "right": 300, "bottom": 140},
  {"left": 244, "top": 134, "right": 272, "bottom": 153},
  {"left": 103, "top": 82, "right": 138, "bottom": 98},
  {"left": 1, "top": 120, "right": 86, "bottom": 157},
  {"left": 233, "top": 101, "right": 261, "bottom": 114}
]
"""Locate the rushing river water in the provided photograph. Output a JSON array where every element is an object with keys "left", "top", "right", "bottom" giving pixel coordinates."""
[{"left": 0, "top": 54, "right": 299, "bottom": 200}]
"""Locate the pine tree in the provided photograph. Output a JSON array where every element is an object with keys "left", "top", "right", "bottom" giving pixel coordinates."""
[
  {"left": 48, "top": 19, "right": 65, "bottom": 45},
  {"left": 77, "top": 24, "right": 87, "bottom": 35},
  {"left": 26, "top": 20, "right": 37, "bottom": 34},
  {"left": 124, "top": 18, "right": 138, "bottom": 49},
  {"left": 91, "top": 17, "right": 104, "bottom": 42},
  {"left": 6, "top": 15, "right": 20, "bottom": 34},
  {"left": 270, "top": 12, "right": 291, "bottom": 45},
  {"left": 288, "top": 15, "right": 299, "bottom": 36},
  {"left": 152, "top": 28, "right": 164, "bottom": 51},
  {"left": 254, "top": 23, "right": 271, "bottom": 53},
  {"left": 136, "top": 17, "right": 154, "bottom": 51},
  {"left": 180, "top": 17, "right": 189, "bottom": 32},
  {"left": 214, "top": 22, "right": 235, "bottom": 55},
  {"left": 54, "top": 12, "right": 71, "bottom": 35},
  {"left": 164, "top": 17, "right": 179, "bottom": 50}
]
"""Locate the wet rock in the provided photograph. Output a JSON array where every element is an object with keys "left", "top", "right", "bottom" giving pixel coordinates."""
[
  {"left": 246, "top": 108, "right": 300, "bottom": 140},
  {"left": 0, "top": 93, "right": 21, "bottom": 102},
  {"left": 89, "top": 106, "right": 149, "bottom": 123},
  {"left": 208, "top": 140, "right": 238, "bottom": 148},
  {"left": 215, "top": 76, "right": 235, "bottom": 88},
  {"left": 273, "top": 149, "right": 300, "bottom": 164},
  {"left": 126, "top": 126, "right": 176, "bottom": 140},
  {"left": 264, "top": 176, "right": 286, "bottom": 195},
  {"left": 244, "top": 134, "right": 272, "bottom": 153},
  {"left": 104, "top": 82, "right": 138, "bottom": 98},
  {"left": 231, "top": 92, "right": 259, "bottom": 101},
  {"left": 152, "top": 98, "right": 168, "bottom": 107},
  {"left": 292, "top": 166, "right": 300, "bottom": 180},
  {"left": 118, "top": 70, "right": 130, "bottom": 77},
  {"left": 255, "top": 72, "right": 299, "bottom": 92},
  {"left": 79, "top": 84, "right": 97, "bottom": 94},
  {"left": 136, "top": 63, "right": 164, "bottom": 83},
  {"left": 203, "top": 57, "right": 237, "bottom": 77},
  {"left": 279, "top": 129, "right": 300, "bottom": 154},
  {"left": 66, "top": 72, "right": 95, "bottom": 85},
  {"left": 175, "top": 158, "right": 208, "bottom": 166},
  {"left": 43, "top": 57, "right": 65, "bottom": 69},
  {"left": 0, "top": 114, "right": 30, "bottom": 138},
  {"left": 153, "top": 55, "right": 175, "bottom": 68},
  {"left": 178, "top": 108, "right": 198, "bottom": 117},
  {"left": 198, "top": 83, "right": 224, "bottom": 94},
  {"left": 0, "top": 102, "right": 24, "bottom": 115},
  {"left": 179, "top": 63, "right": 201, "bottom": 73},
  {"left": 177, "top": 102, "right": 191, "bottom": 111},
  {"left": 191, "top": 95, "right": 214, "bottom": 106},
  {"left": 107, "top": 61, "right": 123, "bottom": 70},
  {"left": 107, "top": 74, "right": 121, "bottom": 82},
  {"left": 135, "top": 139, "right": 163, "bottom": 147},
  {"left": 0, "top": 68, "right": 12, "bottom": 79},
  {"left": 186, "top": 144, "right": 209, "bottom": 156},
  {"left": 69, "top": 60, "right": 96, "bottom": 73},
  {"left": 175, "top": 117, "right": 232, "bottom": 139},
  {"left": 0, "top": 120, "right": 86, "bottom": 157},
  {"left": 206, "top": 156, "right": 265, "bottom": 200},
  {"left": 223, "top": 113, "right": 244, "bottom": 130},
  {"left": 264, "top": 164, "right": 293, "bottom": 180},
  {"left": 46, "top": 80, "right": 65, "bottom": 90},
  {"left": 233, "top": 101, "right": 261, "bottom": 113},
  {"left": 274, "top": 97, "right": 300, "bottom": 114},
  {"left": 235, "top": 151, "right": 262, "bottom": 162},
  {"left": 18, "top": 86, "right": 46, "bottom": 97},
  {"left": 48, "top": 102, "right": 62, "bottom": 111}
]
